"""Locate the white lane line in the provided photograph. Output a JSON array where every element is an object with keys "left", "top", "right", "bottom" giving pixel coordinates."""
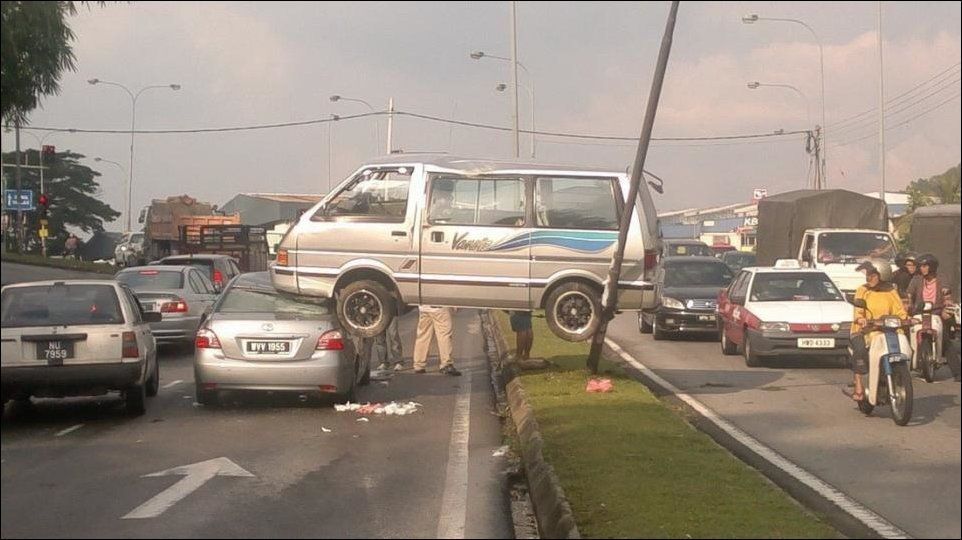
[
  {"left": 162, "top": 379, "right": 184, "bottom": 390},
  {"left": 436, "top": 371, "right": 472, "bottom": 539},
  {"left": 605, "top": 338, "right": 910, "bottom": 540},
  {"left": 55, "top": 424, "right": 84, "bottom": 437}
]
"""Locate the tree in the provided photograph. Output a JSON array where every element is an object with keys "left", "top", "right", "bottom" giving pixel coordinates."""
[
  {"left": 0, "top": 2, "right": 101, "bottom": 124},
  {"left": 1, "top": 149, "right": 120, "bottom": 253}
]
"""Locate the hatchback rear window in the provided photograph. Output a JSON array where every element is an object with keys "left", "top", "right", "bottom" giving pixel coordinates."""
[
  {"left": 161, "top": 259, "right": 214, "bottom": 278},
  {"left": 216, "top": 287, "right": 330, "bottom": 317},
  {"left": 1, "top": 284, "right": 124, "bottom": 327},
  {"left": 116, "top": 270, "right": 184, "bottom": 290}
]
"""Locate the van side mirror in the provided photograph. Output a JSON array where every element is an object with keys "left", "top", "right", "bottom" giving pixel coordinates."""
[{"left": 852, "top": 299, "right": 867, "bottom": 309}]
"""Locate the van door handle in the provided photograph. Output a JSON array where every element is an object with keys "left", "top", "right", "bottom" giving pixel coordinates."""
[
  {"left": 431, "top": 231, "right": 444, "bottom": 242},
  {"left": 392, "top": 231, "right": 407, "bottom": 237}
]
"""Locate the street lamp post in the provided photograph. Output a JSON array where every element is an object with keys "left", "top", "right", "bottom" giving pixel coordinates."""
[
  {"left": 20, "top": 130, "right": 59, "bottom": 256},
  {"left": 330, "top": 94, "right": 380, "bottom": 155},
  {"left": 470, "top": 46, "right": 536, "bottom": 159},
  {"left": 94, "top": 157, "right": 128, "bottom": 229},
  {"left": 746, "top": 81, "right": 811, "bottom": 127},
  {"left": 495, "top": 83, "right": 536, "bottom": 158},
  {"left": 742, "top": 13, "right": 827, "bottom": 188},
  {"left": 88, "top": 79, "right": 181, "bottom": 231}
]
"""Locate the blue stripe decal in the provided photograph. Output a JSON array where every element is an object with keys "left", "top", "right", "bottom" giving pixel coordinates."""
[{"left": 488, "top": 231, "right": 617, "bottom": 253}]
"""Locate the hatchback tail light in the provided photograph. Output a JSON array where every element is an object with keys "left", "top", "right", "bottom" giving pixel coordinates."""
[
  {"left": 161, "top": 298, "right": 189, "bottom": 313},
  {"left": 213, "top": 269, "right": 224, "bottom": 287},
  {"left": 316, "top": 330, "right": 344, "bottom": 351},
  {"left": 195, "top": 328, "right": 222, "bottom": 349},
  {"left": 122, "top": 331, "right": 140, "bottom": 358},
  {"left": 277, "top": 249, "right": 289, "bottom": 267},
  {"left": 644, "top": 249, "right": 658, "bottom": 271}
]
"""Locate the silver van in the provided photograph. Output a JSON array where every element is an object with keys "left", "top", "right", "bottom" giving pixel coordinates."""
[{"left": 271, "top": 156, "right": 660, "bottom": 341}]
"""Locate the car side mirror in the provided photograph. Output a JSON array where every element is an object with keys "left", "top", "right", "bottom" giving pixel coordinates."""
[
  {"left": 852, "top": 298, "right": 867, "bottom": 309},
  {"left": 143, "top": 312, "right": 163, "bottom": 323}
]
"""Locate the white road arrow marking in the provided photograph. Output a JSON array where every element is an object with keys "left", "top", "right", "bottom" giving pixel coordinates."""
[{"left": 122, "top": 457, "right": 254, "bottom": 520}]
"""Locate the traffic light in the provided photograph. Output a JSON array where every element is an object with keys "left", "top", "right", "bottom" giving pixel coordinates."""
[{"left": 38, "top": 193, "right": 50, "bottom": 221}]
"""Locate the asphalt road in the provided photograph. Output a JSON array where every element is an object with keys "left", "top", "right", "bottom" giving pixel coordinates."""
[
  {"left": 607, "top": 313, "right": 961, "bottom": 539},
  {"left": 1, "top": 263, "right": 512, "bottom": 539}
]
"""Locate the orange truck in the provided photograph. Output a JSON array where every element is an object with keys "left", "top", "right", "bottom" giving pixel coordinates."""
[{"left": 137, "top": 195, "right": 240, "bottom": 263}]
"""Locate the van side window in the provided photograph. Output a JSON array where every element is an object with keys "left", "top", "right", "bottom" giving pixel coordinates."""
[
  {"left": 428, "top": 176, "right": 525, "bottom": 227},
  {"left": 314, "top": 168, "right": 411, "bottom": 222},
  {"left": 535, "top": 177, "right": 618, "bottom": 230}
]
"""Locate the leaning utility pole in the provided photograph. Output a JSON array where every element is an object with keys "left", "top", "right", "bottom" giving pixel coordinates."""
[
  {"left": 509, "top": 0, "right": 521, "bottom": 158},
  {"left": 14, "top": 119, "right": 24, "bottom": 251},
  {"left": 587, "top": 1, "right": 680, "bottom": 373}
]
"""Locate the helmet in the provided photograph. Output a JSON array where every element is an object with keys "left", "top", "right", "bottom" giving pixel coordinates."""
[
  {"left": 917, "top": 253, "right": 940, "bottom": 274},
  {"left": 895, "top": 251, "right": 917, "bottom": 266},
  {"left": 856, "top": 259, "right": 893, "bottom": 282}
]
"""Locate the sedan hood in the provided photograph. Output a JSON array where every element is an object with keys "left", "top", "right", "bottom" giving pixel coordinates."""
[
  {"left": 745, "top": 301, "right": 852, "bottom": 324},
  {"left": 663, "top": 285, "right": 726, "bottom": 301}
]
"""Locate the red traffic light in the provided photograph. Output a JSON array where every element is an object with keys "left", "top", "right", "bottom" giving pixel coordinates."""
[
  {"left": 38, "top": 194, "right": 49, "bottom": 207},
  {"left": 42, "top": 145, "right": 56, "bottom": 156}
]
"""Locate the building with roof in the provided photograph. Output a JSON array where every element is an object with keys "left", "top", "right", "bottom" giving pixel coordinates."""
[{"left": 220, "top": 193, "right": 324, "bottom": 227}]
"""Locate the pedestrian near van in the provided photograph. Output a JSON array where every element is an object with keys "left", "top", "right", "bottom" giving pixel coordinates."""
[
  {"left": 412, "top": 305, "right": 461, "bottom": 376},
  {"left": 509, "top": 311, "right": 534, "bottom": 361}
]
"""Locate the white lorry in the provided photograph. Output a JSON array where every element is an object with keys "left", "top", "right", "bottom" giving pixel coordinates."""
[{"left": 797, "top": 228, "right": 898, "bottom": 295}]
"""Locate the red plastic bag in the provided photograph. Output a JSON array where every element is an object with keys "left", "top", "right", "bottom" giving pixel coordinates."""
[{"left": 586, "top": 378, "right": 614, "bottom": 393}]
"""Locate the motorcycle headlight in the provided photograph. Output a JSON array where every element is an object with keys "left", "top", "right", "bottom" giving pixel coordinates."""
[
  {"left": 760, "top": 322, "right": 791, "bottom": 333},
  {"left": 883, "top": 316, "right": 901, "bottom": 329},
  {"left": 662, "top": 297, "right": 685, "bottom": 310},
  {"left": 120, "top": 246, "right": 128, "bottom": 251}
]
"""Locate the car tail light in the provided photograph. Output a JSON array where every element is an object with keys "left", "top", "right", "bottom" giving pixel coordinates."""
[
  {"left": 644, "top": 249, "right": 658, "bottom": 271},
  {"left": 122, "top": 331, "right": 139, "bottom": 358},
  {"left": 316, "top": 330, "right": 344, "bottom": 351},
  {"left": 318, "top": 385, "right": 338, "bottom": 393},
  {"left": 195, "top": 328, "right": 222, "bottom": 349},
  {"left": 213, "top": 269, "right": 224, "bottom": 286},
  {"left": 161, "top": 299, "right": 189, "bottom": 313},
  {"left": 277, "top": 249, "right": 289, "bottom": 266}
]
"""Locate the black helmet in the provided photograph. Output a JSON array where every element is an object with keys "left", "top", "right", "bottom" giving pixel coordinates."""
[
  {"left": 917, "top": 253, "right": 939, "bottom": 274},
  {"left": 896, "top": 251, "right": 917, "bottom": 266}
]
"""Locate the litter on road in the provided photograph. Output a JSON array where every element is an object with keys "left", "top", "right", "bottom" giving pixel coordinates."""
[
  {"left": 492, "top": 445, "right": 509, "bottom": 457},
  {"left": 586, "top": 378, "right": 614, "bottom": 393},
  {"left": 321, "top": 427, "right": 332, "bottom": 433},
  {"left": 334, "top": 401, "right": 423, "bottom": 416},
  {"left": 356, "top": 417, "right": 370, "bottom": 423}
]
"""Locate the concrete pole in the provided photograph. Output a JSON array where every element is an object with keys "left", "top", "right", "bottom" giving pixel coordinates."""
[
  {"left": 386, "top": 97, "right": 395, "bottom": 154},
  {"left": 509, "top": 1, "right": 520, "bottom": 158},
  {"left": 877, "top": 1, "right": 886, "bottom": 199}
]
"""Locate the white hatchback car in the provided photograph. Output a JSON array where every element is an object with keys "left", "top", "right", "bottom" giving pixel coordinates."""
[
  {"left": 717, "top": 262, "right": 853, "bottom": 367},
  {"left": 1, "top": 280, "right": 161, "bottom": 415}
]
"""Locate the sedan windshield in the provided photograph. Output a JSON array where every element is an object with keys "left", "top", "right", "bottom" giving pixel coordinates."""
[
  {"left": 750, "top": 273, "right": 844, "bottom": 302},
  {"left": 1, "top": 284, "right": 123, "bottom": 327},
  {"left": 116, "top": 270, "right": 184, "bottom": 290},
  {"left": 668, "top": 243, "right": 714, "bottom": 257},
  {"left": 665, "top": 262, "right": 734, "bottom": 287},
  {"left": 216, "top": 287, "right": 330, "bottom": 317}
]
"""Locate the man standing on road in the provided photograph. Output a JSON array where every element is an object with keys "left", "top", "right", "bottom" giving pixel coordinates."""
[{"left": 412, "top": 305, "right": 461, "bottom": 376}]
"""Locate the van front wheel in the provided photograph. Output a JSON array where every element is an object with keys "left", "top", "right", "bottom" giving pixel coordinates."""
[
  {"left": 337, "top": 280, "right": 395, "bottom": 338},
  {"left": 545, "top": 283, "right": 601, "bottom": 342}
]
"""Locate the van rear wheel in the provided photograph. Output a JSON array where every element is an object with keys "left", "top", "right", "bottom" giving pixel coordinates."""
[
  {"left": 337, "top": 280, "right": 395, "bottom": 338},
  {"left": 545, "top": 282, "right": 601, "bottom": 342}
]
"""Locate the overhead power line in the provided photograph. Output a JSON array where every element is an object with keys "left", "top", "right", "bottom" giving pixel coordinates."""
[
  {"left": 830, "top": 75, "right": 960, "bottom": 138},
  {"left": 830, "top": 91, "right": 961, "bottom": 148}
]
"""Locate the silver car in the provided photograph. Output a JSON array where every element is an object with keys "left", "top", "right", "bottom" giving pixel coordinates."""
[
  {"left": 194, "top": 272, "right": 368, "bottom": 405},
  {"left": 115, "top": 266, "right": 219, "bottom": 345},
  {"left": 1, "top": 280, "right": 161, "bottom": 415},
  {"left": 272, "top": 155, "right": 660, "bottom": 342}
]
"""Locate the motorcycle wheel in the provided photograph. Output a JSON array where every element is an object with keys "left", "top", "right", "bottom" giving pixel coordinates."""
[
  {"left": 918, "top": 336, "right": 935, "bottom": 383},
  {"left": 890, "top": 362, "right": 914, "bottom": 426}
]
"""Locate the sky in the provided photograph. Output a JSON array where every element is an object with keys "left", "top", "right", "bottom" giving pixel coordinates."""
[{"left": 1, "top": 1, "right": 960, "bottom": 232}]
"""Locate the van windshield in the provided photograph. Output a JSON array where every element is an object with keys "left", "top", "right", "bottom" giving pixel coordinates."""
[
  {"left": 320, "top": 168, "right": 411, "bottom": 221},
  {"left": 817, "top": 232, "right": 894, "bottom": 264}
]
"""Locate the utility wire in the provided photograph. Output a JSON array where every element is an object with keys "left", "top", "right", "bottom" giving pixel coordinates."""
[
  {"left": 830, "top": 91, "right": 961, "bottom": 148},
  {"left": 830, "top": 75, "right": 960, "bottom": 138}
]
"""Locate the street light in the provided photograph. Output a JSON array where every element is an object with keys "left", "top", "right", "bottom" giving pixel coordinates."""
[
  {"left": 94, "top": 157, "right": 128, "bottom": 230},
  {"left": 746, "top": 81, "right": 812, "bottom": 127},
  {"left": 329, "top": 94, "right": 380, "bottom": 155},
  {"left": 471, "top": 49, "right": 536, "bottom": 158},
  {"left": 88, "top": 78, "right": 181, "bottom": 231},
  {"left": 742, "top": 13, "right": 827, "bottom": 187},
  {"left": 495, "top": 83, "right": 536, "bottom": 158}
]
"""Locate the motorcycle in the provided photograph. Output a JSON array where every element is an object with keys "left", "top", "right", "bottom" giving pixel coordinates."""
[
  {"left": 911, "top": 301, "right": 943, "bottom": 383},
  {"left": 853, "top": 299, "right": 914, "bottom": 426}
]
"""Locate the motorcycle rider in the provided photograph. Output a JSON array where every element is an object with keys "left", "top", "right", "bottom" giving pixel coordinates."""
[
  {"left": 943, "top": 289, "right": 961, "bottom": 382},
  {"left": 906, "top": 253, "right": 947, "bottom": 315},
  {"left": 892, "top": 251, "right": 917, "bottom": 298},
  {"left": 850, "top": 261, "right": 908, "bottom": 402}
]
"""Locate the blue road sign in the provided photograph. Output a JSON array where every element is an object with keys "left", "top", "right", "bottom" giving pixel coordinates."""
[{"left": 4, "top": 190, "right": 35, "bottom": 211}]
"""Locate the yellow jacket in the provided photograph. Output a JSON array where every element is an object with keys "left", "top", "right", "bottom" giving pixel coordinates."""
[{"left": 852, "top": 283, "right": 908, "bottom": 336}]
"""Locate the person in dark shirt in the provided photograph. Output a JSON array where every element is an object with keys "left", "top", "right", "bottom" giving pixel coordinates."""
[{"left": 891, "top": 252, "right": 917, "bottom": 298}]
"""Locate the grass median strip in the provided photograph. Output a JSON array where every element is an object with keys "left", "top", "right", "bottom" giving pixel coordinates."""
[
  {"left": 495, "top": 311, "right": 838, "bottom": 539},
  {"left": 1, "top": 253, "right": 115, "bottom": 274}
]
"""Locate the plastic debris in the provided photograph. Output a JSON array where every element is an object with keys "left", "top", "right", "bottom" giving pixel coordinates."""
[
  {"left": 334, "top": 401, "right": 423, "bottom": 416},
  {"left": 492, "top": 445, "right": 509, "bottom": 457},
  {"left": 356, "top": 417, "right": 370, "bottom": 423},
  {"left": 321, "top": 427, "right": 332, "bottom": 433},
  {"left": 369, "top": 370, "right": 394, "bottom": 382},
  {"left": 586, "top": 378, "right": 614, "bottom": 393}
]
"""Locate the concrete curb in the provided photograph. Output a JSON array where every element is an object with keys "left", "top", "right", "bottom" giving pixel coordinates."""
[{"left": 480, "top": 311, "right": 581, "bottom": 540}]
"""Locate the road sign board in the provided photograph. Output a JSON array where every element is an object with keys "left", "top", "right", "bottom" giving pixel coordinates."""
[
  {"left": 4, "top": 189, "right": 35, "bottom": 211},
  {"left": 39, "top": 227, "right": 49, "bottom": 238}
]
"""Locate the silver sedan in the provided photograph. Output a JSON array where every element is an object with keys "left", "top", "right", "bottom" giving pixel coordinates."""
[
  {"left": 193, "top": 272, "right": 369, "bottom": 405},
  {"left": 115, "top": 266, "right": 219, "bottom": 345}
]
